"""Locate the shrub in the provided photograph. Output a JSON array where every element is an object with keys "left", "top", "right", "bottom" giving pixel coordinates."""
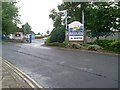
[
  {"left": 45, "top": 36, "right": 52, "bottom": 44},
  {"left": 110, "top": 41, "right": 120, "bottom": 52},
  {"left": 94, "top": 40, "right": 115, "bottom": 48},
  {"left": 87, "top": 42, "right": 94, "bottom": 45},
  {"left": 94, "top": 40, "right": 120, "bottom": 53},
  {"left": 50, "top": 26, "right": 65, "bottom": 43}
]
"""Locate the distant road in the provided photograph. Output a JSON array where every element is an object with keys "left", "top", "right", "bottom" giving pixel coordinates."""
[{"left": 2, "top": 39, "right": 118, "bottom": 88}]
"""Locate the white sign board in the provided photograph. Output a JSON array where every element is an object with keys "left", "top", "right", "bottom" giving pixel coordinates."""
[{"left": 68, "top": 21, "right": 84, "bottom": 41}]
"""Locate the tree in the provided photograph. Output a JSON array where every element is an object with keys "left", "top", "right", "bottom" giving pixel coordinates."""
[
  {"left": 87, "top": 2, "right": 120, "bottom": 40},
  {"left": 58, "top": 2, "right": 90, "bottom": 24},
  {"left": 37, "top": 32, "right": 40, "bottom": 35},
  {"left": 49, "top": 9, "right": 65, "bottom": 43},
  {"left": 20, "top": 25, "right": 25, "bottom": 34},
  {"left": 31, "top": 31, "right": 35, "bottom": 34},
  {"left": 21, "top": 22, "right": 32, "bottom": 34},
  {"left": 50, "top": 26, "right": 65, "bottom": 43},
  {"left": 49, "top": 9, "right": 63, "bottom": 27},
  {"left": 24, "top": 22, "right": 31, "bottom": 34},
  {"left": 46, "top": 30, "right": 50, "bottom": 35},
  {"left": 57, "top": 2, "right": 120, "bottom": 40},
  {"left": 2, "top": 2, "right": 21, "bottom": 35}
]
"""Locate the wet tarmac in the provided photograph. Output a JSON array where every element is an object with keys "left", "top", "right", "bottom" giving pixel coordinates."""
[{"left": 2, "top": 39, "right": 118, "bottom": 88}]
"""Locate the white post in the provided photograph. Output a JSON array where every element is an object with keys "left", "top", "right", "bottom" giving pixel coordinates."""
[
  {"left": 82, "top": 10, "right": 87, "bottom": 44},
  {"left": 82, "top": 10, "right": 84, "bottom": 32},
  {"left": 82, "top": 10, "right": 85, "bottom": 43},
  {"left": 65, "top": 10, "right": 67, "bottom": 30}
]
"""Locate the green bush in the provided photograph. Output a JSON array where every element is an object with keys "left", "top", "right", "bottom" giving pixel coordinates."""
[
  {"left": 110, "top": 41, "right": 120, "bottom": 52},
  {"left": 87, "top": 42, "right": 94, "bottom": 45},
  {"left": 45, "top": 36, "right": 52, "bottom": 44},
  {"left": 94, "top": 40, "right": 114, "bottom": 47},
  {"left": 50, "top": 26, "right": 65, "bottom": 43},
  {"left": 94, "top": 40, "right": 120, "bottom": 52}
]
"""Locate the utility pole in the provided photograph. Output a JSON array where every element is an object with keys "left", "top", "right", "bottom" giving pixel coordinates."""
[
  {"left": 82, "top": 10, "right": 84, "bottom": 31},
  {"left": 82, "top": 10, "right": 87, "bottom": 44}
]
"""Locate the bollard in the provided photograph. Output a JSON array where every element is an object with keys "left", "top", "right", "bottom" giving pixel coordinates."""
[{"left": 30, "top": 34, "right": 32, "bottom": 43}]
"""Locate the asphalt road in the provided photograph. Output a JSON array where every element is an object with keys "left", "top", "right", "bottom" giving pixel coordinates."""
[{"left": 2, "top": 39, "right": 118, "bottom": 88}]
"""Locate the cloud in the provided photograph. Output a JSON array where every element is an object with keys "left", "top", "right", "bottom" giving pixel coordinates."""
[{"left": 17, "top": 0, "right": 62, "bottom": 34}]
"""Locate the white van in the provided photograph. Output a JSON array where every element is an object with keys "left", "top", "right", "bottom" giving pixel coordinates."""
[{"left": 14, "top": 32, "right": 24, "bottom": 40}]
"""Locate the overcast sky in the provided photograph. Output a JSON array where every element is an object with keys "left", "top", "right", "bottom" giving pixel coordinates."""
[{"left": 17, "top": 0, "right": 62, "bottom": 34}]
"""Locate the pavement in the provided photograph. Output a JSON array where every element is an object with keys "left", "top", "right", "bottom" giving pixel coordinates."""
[
  {"left": 1, "top": 58, "right": 44, "bottom": 89},
  {"left": 1, "top": 39, "right": 119, "bottom": 88}
]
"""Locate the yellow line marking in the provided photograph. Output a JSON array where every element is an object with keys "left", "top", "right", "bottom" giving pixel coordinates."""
[
  {"left": 3, "top": 59, "right": 45, "bottom": 90},
  {"left": 4, "top": 62, "right": 36, "bottom": 88}
]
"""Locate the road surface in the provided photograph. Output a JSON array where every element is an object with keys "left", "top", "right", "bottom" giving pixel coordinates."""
[{"left": 2, "top": 39, "right": 118, "bottom": 88}]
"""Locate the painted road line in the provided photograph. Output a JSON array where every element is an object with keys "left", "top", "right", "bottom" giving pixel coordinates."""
[
  {"left": 4, "top": 62, "right": 36, "bottom": 88},
  {"left": 3, "top": 59, "right": 45, "bottom": 90}
]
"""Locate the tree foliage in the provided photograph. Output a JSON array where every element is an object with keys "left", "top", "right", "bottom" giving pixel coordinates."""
[
  {"left": 50, "top": 26, "right": 65, "bottom": 43},
  {"left": 54, "top": 2, "right": 120, "bottom": 40},
  {"left": 87, "top": 2, "right": 120, "bottom": 40},
  {"left": 24, "top": 22, "right": 31, "bottom": 34},
  {"left": 49, "top": 9, "right": 65, "bottom": 43},
  {"left": 2, "top": 2, "right": 20, "bottom": 34},
  {"left": 46, "top": 30, "right": 50, "bottom": 35},
  {"left": 21, "top": 22, "right": 32, "bottom": 34}
]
